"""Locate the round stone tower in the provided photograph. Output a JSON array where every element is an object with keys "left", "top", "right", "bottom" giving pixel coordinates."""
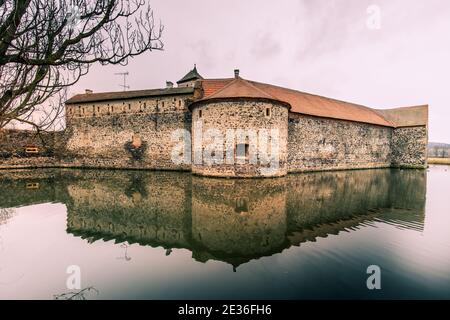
[{"left": 189, "top": 74, "right": 290, "bottom": 178}]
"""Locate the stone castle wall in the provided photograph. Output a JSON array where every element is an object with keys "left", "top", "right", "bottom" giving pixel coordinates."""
[
  {"left": 0, "top": 129, "right": 64, "bottom": 157},
  {"left": 287, "top": 113, "right": 393, "bottom": 172},
  {"left": 391, "top": 126, "right": 428, "bottom": 168},
  {"left": 1, "top": 97, "right": 428, "bottom": 175},
  {"left": 191, "top": 99, "right": 289, "bottom": 177},
  {"left": 64, "top": 94, "right": 193, "bottom": 170}
]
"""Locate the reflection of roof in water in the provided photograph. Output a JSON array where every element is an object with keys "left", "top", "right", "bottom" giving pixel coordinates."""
[{"left": 0, "top": 168, "right": 426, "bottom": 269}]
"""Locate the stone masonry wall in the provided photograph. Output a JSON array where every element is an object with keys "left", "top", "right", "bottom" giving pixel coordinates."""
[
  {"left": 391, "top": 126, "right": 428, "bottom": 168},
  {"left": 64, "top": 94, "right": 193, "bottom": 170},
  {"left": 0, "top": 129, "right": 64, "bottom": 157},
  {"left": 1, "top": 97, "right": 428, "bottom": 174},
  {"left": 191, "top": 99, "right": 289, "bottom": 177},
  {"left": 287, "top": 113, "right": 393, "bottom": 172}
]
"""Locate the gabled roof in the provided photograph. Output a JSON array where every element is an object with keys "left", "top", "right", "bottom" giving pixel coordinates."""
[
  {"left": 199, "top": 78, "right": 394, "bottom": 127},
  {"left": 65, "top": 87, "right": 194, "bottom": 104},
  {"left": 177, "top": 65, "right": 203, "bottom": 84}
]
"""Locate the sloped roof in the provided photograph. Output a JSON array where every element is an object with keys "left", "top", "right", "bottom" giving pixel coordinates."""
[
  {"left": 177, "top": 65, "right": 204, "bottom": 84},
  {"left": 376, "top": 105, "right": 428, "bottom": 127},
  {"left": 201, "top": 78, "right": 235, "bottom": 97},
  {"left": 66, "top": 87, "right": 194, "bottom": 104},
  {"left": 199, "top": 78, "right": 394, "bottom": 127},
  {"left": 192, "top": 77, "right": 290, "bottom": 108}
]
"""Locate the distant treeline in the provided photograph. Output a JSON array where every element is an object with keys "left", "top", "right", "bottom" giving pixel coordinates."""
[{"left": 429, "top": 142, "right": 450, "bottom": 158}]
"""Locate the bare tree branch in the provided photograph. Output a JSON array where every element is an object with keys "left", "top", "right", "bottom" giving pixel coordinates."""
[{"left": 0, "top": 0, "right": 164, "bottom": 130}]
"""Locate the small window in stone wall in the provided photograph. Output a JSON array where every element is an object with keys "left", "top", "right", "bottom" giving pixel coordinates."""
[
  {"left": 198, "top": 109, "right": 202, "bottom": 118},
  {"left": 236, "top": 143, "right": 249, "bottom": 160},
  {"left": 235, "top": 198, "right": 249, "bottom": 214},
  {"left": 265, "top": 107, "right": 271, "bottom": 117},
  {"left": 179, "top": 100, "right": 182, "bottom": 107}
]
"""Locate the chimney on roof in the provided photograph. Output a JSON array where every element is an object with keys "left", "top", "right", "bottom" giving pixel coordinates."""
[
  {"left": 166, "top": 81, "right": 174, "bottom": 89},
  {"left": 85, "top": 89, "right": 93, "bottom": 94},
  {"left": 234, "top": 69, "right": 240, "bottom": 79}
]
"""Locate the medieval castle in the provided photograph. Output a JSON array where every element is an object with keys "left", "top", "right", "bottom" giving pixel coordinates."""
[{"left": 1, "top": 66, "right": 428, "bottom": 177}]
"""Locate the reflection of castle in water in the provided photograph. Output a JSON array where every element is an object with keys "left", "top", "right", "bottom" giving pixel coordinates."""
[{"left": 0, "top": 168, "right": 426, "bottom": 268}]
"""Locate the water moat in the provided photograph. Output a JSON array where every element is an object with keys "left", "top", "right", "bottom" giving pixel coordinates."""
[{"left": 0, "top": 166, "right": 449, "bottom": 299}]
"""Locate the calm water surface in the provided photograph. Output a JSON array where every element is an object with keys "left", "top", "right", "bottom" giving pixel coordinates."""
[{"left": 0, "top": 166, "right": 449, "bottom": 299}]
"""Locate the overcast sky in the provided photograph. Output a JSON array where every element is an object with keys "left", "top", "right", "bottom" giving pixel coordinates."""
[{"left": 71, "top": 0, "right": 450, "bottom": 143}]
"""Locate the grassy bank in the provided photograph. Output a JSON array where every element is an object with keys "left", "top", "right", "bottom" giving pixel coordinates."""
[{"left": 428, "top": 158, "right": 450, "bottom": 165}]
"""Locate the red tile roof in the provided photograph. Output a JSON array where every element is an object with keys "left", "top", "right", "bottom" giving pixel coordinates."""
[
  {"left": 197, "top": 77, "right": 288, "bottom": 105},
  {"left": 199, "top": 78, "right": 394, "bottom": 127},
  {"left": 201, "top": 78, "right": 235, "bottom": 97}
]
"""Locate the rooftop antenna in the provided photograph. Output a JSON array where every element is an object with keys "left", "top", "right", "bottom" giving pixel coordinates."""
[{"left": 114, "top": 71, "right": 130, "bottom": 91}]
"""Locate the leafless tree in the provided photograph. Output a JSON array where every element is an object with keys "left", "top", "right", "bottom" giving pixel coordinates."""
[
  {"left": 0, "top": 0, "right": 163, "bottom": 131},
  {"left": 54, "top": 286, "right": 99, "bottom": 300},
  {"left": 0, "top": 207, "right": 14, "bottom": 225}
]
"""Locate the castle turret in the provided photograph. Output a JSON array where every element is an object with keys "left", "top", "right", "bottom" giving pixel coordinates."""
[{"left": 177, "top": 64, "right": 203, "bottom": 88}]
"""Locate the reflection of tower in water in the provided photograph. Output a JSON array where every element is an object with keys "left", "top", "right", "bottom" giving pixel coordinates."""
[
  {"left": 190, "top": 177, "right": 289, "bottom": 268},
  {"left": 0, "top": 168, "right": 426, "bottom": 269}
]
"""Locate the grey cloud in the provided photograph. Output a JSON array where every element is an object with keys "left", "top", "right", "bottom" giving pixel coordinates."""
[
  {"left": 64, "top": 0, "right": 450, "bottom": 143},
  {"left": 250, "top": 32, "right": 282, "bottom": 60}
]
